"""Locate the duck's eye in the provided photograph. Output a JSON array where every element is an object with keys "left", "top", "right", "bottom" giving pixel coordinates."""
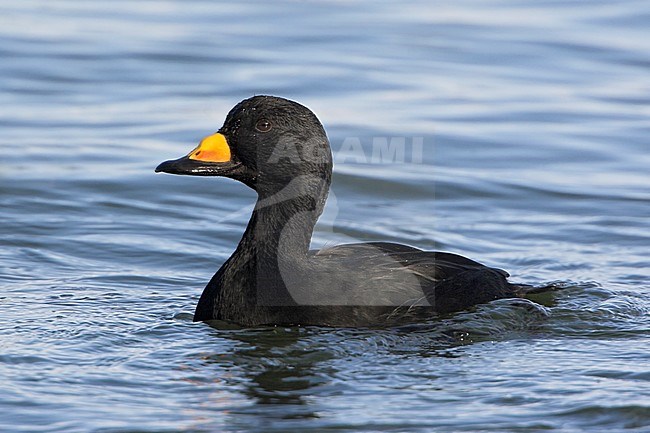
[{"left": 255, "top": 119, "right": 272, "bottom": 133}]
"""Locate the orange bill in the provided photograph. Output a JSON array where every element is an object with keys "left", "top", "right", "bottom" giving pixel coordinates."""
[{"left": 188, "top": 133, "right": 231, "bottom": 162}]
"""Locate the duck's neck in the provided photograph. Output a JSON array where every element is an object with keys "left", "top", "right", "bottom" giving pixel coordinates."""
[
  {"left": 238, "top": 175, "right": 330, "bottom": 258},
  {"left": 213, "top": 175, "right": 329, "bottom": 312}
]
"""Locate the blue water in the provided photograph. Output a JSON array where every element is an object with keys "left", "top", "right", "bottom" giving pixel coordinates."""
[{"left": 1, "top": 1, "right": 649, "bottom": 432}]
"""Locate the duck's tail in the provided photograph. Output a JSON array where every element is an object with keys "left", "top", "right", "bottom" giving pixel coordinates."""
[{"left": 512, "top": 282, "right": 564, "bottom": 297}]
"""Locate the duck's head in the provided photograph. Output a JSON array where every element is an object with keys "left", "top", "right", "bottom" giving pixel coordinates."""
[{"left": 155, "top": 96, "right": 333, "bottom": 196}]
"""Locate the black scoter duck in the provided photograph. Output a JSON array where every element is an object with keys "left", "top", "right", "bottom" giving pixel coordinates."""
[{"left": 156, "top": 95, "right": 537, "bottom": 327}]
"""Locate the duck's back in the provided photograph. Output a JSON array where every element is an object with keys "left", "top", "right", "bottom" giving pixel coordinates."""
[{"left": 310, "top": 242, "right": 515, "bottom": 314}]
